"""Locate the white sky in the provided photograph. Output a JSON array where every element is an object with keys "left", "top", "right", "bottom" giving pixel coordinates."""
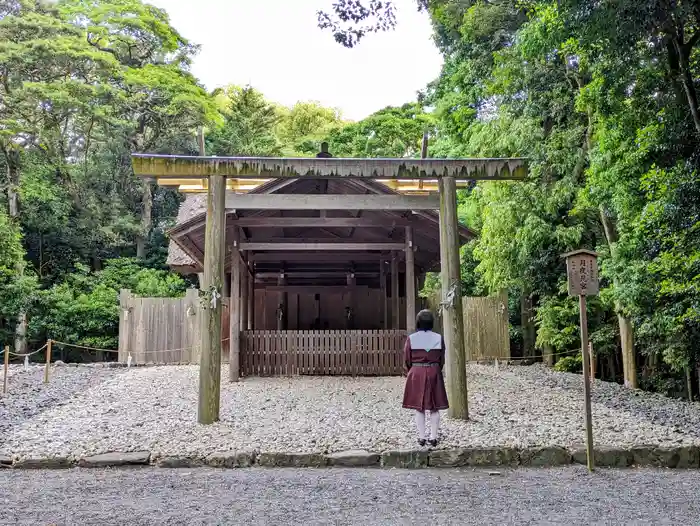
[{"left": 147, "top": 0, "right": 444, "bottom": 121}]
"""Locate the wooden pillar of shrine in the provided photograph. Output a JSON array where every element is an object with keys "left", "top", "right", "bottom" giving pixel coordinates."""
[
  {"left": 247, "top": 268, "right": 254, "bottom": 330},
  {"left": 391, "top": 253, "right": 400, "bottom": 329},
  {"left": 228, "top": 229, "right": 241, "bottom": 383},
  {"left": 240, "top": 252, "right": 248, "bottom": 332},
  {"left": 405, "top": 226, "right": 416, "bottom": 332},
  {"left": 277, "top": 271, "right": 287, "bottom": 330},
  {"left": 380, "top": 259, "right": 388, "bottom": 329},
  {"left": 346, "top": 270, "right": 356, "bottom": 329},
  {"left": 439, "top": 176, "right": 469, "bottom": 420}
]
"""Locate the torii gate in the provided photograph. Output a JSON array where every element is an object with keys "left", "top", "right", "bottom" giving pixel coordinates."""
[{"left": 131, "top": 151, "right": 528, "bottom": 424}]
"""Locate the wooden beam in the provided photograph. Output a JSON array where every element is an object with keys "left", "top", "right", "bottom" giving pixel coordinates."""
[
  {"left": 132, "top": 154, "right": 528, "bottom": 180},
  {"left": 256, "top": 285, "right": 368, "bottom": 294},
  {"left": 391, "top": 253, "right": 400, "bottom": 330},
  {"left": 197, "top": 164, "right": 226, "bottom": 425},
  {"left": 233, "top": 217, "right": 411, "bottom": 228},
  {"left": 241, "top": 242, "right": 405, "bottom": 251},
  {"left": 250, "top": 253, "right": 396, "bottom": 263},
  {"left": 439, "top": 176, "right": 468, "bottom": 420},
  {"left": 226, "top": 193, "right": 439, "bottom": 211},
  {"left": 405, "top": 227, "right": 416, "bottom": 333},
  {"left": 172, "top": 236, "right": 204, "bottom": 267},
  {"left": 255, "top": 271, "right": 379, "bottom": 278}
]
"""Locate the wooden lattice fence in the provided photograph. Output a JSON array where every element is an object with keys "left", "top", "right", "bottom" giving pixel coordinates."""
[{"left": 241, "top": 330, "right": 406, "bottom": 376}]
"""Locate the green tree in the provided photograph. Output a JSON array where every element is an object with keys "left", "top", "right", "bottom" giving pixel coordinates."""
[
  {"left": 207, "top": 85, "right": 282, "bottom": 157},
  {"left": 33, "top": 258, "right": 186, "bottom": 352},
  {"left": 276, "top": 101, "right": 343, "bottom": 156},
  {"left": 326, "top": 103, "right": 434, "bottom": 157}
]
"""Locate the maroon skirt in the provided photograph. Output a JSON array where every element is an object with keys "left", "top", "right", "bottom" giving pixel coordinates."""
[{"left": 402, "top": 364, "right": 449, "bottom": 411}]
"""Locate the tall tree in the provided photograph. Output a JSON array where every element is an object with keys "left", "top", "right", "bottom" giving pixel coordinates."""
[
  {"left": 58, "top": 0, "right": 218, "bottom": 259},
  {"left": 0, "top": 0, "right": 119, "bottom": 352},
  {"left": 207, "top": 85, "right": 282, "bottom": 157}
]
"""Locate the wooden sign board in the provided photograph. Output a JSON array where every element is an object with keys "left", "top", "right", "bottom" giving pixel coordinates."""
[{"left": 562, "top": 249, "right": 599, "bottom": 297}]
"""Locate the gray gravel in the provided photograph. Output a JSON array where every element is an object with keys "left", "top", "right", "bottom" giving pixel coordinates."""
[
  {"left": 2, "top": 466, "right": 700, "bottom": 525},
  {"left": 0, "top": 364, "right": 123, "bottom": 438},
  {"left": 3, "top": 363, "right": 700, "bottom": 461}
]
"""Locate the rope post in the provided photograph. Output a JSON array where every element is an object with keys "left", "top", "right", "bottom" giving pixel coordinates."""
[
  {"left": 44, "top": 339, "right": 52, "bottom": 384},
  {"left": 3, "top": 345, "right": 9, "bottom": 394}
]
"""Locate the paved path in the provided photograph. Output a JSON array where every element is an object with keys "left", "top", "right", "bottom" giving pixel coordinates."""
[{"left": 2, "top": 467, "right": 698, "bottom": 525}]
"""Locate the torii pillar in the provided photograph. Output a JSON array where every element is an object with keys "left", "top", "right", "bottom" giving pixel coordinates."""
[
  {"left": 439, "top": 175, "right": 469, "bottom": 420},
  {"left": 197, "top": 172, "right": 226, "bottom": 424}
]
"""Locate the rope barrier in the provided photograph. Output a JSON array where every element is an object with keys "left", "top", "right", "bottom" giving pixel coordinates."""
[
  {"left": 51, "top": 338, "right": 231, "bottom": 357},
  {"left": 7, "top": 342, "right": 48, "bottom": 358},
  {"left": 6, "top": 340, "right": 577, "bottom": 365}
]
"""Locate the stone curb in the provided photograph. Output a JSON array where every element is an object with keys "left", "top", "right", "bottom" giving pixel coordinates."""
[{"left": 4, "top": 446, "right": 700, "bottom": 470}]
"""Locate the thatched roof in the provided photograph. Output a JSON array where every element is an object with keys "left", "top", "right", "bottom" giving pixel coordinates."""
[{"left": 167, "top": 193, "right": 207, "bottom": 271}]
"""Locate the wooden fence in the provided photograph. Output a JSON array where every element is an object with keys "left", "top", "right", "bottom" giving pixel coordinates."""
[
  {"left": 463, "top": 291, "right": 510, "bottom": 361},
  {"left": 426, "top": 291, "right": 510, "bottom": 361},
  {"left": 118, "top": 287, "right": 509, "bottom": 372},
  {"left": 241, "top": 330, "right": 406, "bottom": 376},
  {"left": 118, "top": 289, "right": 229, "bottom": 364}
]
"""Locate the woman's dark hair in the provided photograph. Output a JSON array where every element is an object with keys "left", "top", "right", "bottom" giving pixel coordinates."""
[{"left": 415, "top": 309, "right": 434, "bottom": 331}]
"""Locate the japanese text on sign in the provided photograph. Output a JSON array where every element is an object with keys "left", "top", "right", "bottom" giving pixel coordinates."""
[{"left": 566, "top": 254, "right": 599, "bottom": 296}]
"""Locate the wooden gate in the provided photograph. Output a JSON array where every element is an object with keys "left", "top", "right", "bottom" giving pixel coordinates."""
[
  {"left": 426, "top": 291, "right": 510, "bottom": 361},
  {"left": 241, "top": 330, "right": 407, "bottom": 376}
]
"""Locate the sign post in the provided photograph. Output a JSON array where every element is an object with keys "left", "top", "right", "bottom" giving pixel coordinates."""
[{"left": 562, "top": 249, "right": 599, "bottom": 472}]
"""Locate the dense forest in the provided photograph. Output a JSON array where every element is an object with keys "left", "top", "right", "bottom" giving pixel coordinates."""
[{"left": 1, "top": 0, "right": 699, "bottom": 399}]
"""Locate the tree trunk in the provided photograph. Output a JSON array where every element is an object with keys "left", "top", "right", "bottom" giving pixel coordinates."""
[
  {"left": 675, "top": 39, "right": 700, "bottom": 136},
  {"left": 599, "top": 205, "right": 637, "bottom": 388},
  {"left": 618, "top": 313, "right": 637, "bottom": 388},
  {"left": 520, "top": 292, "right": 535, "bottom": 358},
  {"left": 136, "top": 180, "right": 153, "bottom": 259},
  {"left": 4, "top": 147, "right": 28, "bottom": 356},
  {"left": 6, "top": 148, "right": 20, "bottom": 218},
  {"left": 607, "top": 354, "right": 616, "bottom": 383},
  {"left": 543, "top": 343, "right": 555, "bottom": 367}
]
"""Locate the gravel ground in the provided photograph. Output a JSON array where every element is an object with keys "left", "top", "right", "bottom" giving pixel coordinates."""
[
  {"left": 2, "top": 363, "right": 700, "bottom": 460},
  {"left": 2, "top": 466, "right": 700, "bottom": 525},
  {"left": 0, "top": 364, "right": 124, "bottom": 440}
]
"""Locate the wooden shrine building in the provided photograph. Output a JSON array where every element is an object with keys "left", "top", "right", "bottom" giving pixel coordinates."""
[
  {"left": 166, "top": 177, "right": 475, "bottom": 331},
  {"left": 131, "top": 149, "right": 527, "bottom": 424}
]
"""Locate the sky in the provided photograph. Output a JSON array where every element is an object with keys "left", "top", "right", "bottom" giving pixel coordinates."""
[{"left": 147, "top": 0, "right": 444, "bottom": 121}]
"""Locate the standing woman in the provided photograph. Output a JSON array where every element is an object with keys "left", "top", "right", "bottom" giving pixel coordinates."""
[{"left": 402, "top": 309, "right": 449, "bottom": 447}]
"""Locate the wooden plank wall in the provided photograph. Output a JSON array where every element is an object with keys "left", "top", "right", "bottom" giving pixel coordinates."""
[
  {"left": 241, "top": 330, "right": 407, "bottom": 376},
  {"left": 119, "top": 288, "right": 229, "bottom": 364},
  {"left": 255, "top": 289, "right": 406, "bottom": 330},
  {"left": 425, "top": 290, "right": 510, "bottom": 361},
  {"left": 462, "top": 291, "right": 510, "bottom": 361}
]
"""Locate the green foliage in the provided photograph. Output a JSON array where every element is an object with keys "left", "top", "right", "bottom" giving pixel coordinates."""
[
  {"left": 411, "top": 0, "right": 700, "bottom": 394},
  {"left": 276, "top": 101, "right": 343, "bottom": 156},
  {"left": 325, "top": 103, "right": 434, "bottom": 158},
  {"left": 0, "top": 209, "right": 39, "bottom": 345},
  {"left": 33, "top": 258, "right": 186, "bottom": 349},
  {"left": 554, "top": 354, "right": 582, "bottom": 373},
  {"left": 208, "top": 85, "right": 283, "bottom": 156}
]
